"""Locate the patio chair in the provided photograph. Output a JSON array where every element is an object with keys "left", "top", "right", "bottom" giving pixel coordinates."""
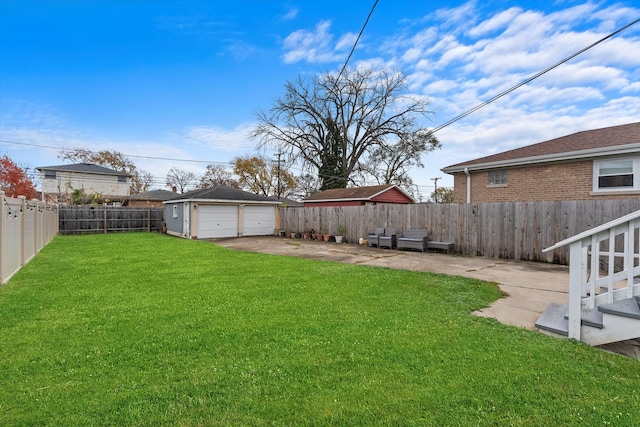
[
  {"left": 378, "top": 228, "right": 397, "bottom": 249},
  {"left": 367, "top": 227, "right": 385, "bottom": 247}
]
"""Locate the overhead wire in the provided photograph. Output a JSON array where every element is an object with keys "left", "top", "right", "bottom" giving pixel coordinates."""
[
  {"left": 430, "top": 17, "right": 640, "bottom": 134},
  {"left": 3, "top": 11, "right": 637, "bottom": 195}
]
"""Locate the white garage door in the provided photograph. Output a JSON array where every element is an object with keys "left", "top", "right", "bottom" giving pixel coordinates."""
[
  {"left": 198, "top": 205, "right": 238, "bottom": 238},
  {"left": 243, "top": 206, "right": 276, "bottom": 236}
]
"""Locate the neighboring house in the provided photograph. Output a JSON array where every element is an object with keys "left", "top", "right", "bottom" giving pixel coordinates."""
[
  {"left": 127, "top": 189, "right": 178, "bottom": 208},
  {"left": 442, "top": 122, "right": 640, "bottom": 203},
  {"left": 164, "top": 186, "right": 282, "bottom": 239},
  {"left": 303, "top": 184, "right": 415, "bottom": 207},
  {"left": 37, "top": 163, "right": 132, "bottom": 204}
]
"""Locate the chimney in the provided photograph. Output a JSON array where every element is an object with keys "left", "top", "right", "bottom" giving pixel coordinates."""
[{"left": 172, "top": 186, "right": 177, "bottom": 193}]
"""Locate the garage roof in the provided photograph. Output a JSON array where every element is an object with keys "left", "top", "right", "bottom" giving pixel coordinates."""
[{"left": 163, "top": 186, "right": 281, "bottom": 204}]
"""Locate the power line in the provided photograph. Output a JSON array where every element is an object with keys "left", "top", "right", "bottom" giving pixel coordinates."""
[
  {"left": 430, "top": 17, "right": 640, "bottom": 134},
  {"left": 0, "top": 139, "right": 230, "bottom": 165},
  {"left": 335, "top": 0, "right": 379, "bottom": 82}
]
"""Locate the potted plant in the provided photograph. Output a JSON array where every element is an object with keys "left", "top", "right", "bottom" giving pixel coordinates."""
[{"left": 335, "top": 224, "right": 345, "bottom": 243}]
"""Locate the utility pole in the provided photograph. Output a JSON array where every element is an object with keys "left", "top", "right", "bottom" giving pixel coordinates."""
[
  {"left": 431, "top": 177, "right": 440, "bottom": 203},
  {"left": 274, "top": 152, "right": 283, "bottom": 199}
]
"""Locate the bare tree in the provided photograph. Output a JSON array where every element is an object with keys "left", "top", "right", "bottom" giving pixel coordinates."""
[
  {"left": 166, "top": 167, "right": 197, "bottom": 193},
  {"left": 251, "top": 68, "right": 440, "bottom": 190},
  {"left": 198, "top": 164, "right": 239, "bottom": 189}
]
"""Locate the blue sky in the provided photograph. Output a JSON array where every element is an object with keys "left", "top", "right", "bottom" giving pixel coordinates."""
[{"left": 1, "top": 0, "right": 639, "bottom": 200}]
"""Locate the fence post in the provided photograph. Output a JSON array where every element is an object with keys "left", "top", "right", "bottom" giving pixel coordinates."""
[
  {"left": 147, "top": 209, "right": 151, "bottom": 232},
  {"left": 0, "top": 191, "right": 4, "bottom": 283},
  {"left": 18, "top": 196, "right": 26, "bottom": 267},
  {"left": 104, "top": 206, "right": 107, "bottom": 233}
]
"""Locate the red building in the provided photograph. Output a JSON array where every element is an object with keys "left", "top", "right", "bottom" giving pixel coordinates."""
[{"left": 303, "top": 184, "right": 415, "bottom": 207}]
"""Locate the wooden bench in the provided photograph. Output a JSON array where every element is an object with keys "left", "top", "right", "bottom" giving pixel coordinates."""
[
  {"left": 397, "top": 229, "right": 429, "bottom": 252},
  {"left": 426, "top": 241, "right": 455, "bottom": 254}
]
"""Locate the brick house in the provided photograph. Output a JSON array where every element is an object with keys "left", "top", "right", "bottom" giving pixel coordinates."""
[
  {"left": 442, "top": 122, "right": 640, "bottom": 203},
  {"left": 303, "top": 184, "right": 415, "bottom": 207}
]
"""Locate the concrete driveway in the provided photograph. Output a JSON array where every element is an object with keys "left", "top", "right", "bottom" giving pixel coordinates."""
[{"left": 213, "top": 236, "right": 570, "bottom": 330}]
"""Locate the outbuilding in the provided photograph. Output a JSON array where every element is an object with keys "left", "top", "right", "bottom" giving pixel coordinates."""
[
  {"left": 303, "top": 184, "right": 415, "bottom": 207},
  {"left": 164, "top": 186, "right": 281, "bottom": 239}
]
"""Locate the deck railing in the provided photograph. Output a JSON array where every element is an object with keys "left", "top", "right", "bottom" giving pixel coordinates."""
[{"left": 542, "top": 210, "right": 640, "bottom": 340}]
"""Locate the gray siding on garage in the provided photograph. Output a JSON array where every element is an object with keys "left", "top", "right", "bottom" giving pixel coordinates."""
[{"left": 165, "top": 202, "right": 184, "bottom": 235}]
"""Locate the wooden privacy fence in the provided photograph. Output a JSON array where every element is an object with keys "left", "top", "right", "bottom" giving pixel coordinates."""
[
  {"left": 279, "top": 199, "right": 640, "bottom": 265},
  {"left": 1, "top": 191, "right": 58, "bottom": 284},
  {"left": 59, "top": 206, "right": 165, "bottom": 234}
]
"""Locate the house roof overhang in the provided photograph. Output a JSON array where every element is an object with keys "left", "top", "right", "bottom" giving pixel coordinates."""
[{"left": 442, "top": 143, "right": 640, "bottom": 174}]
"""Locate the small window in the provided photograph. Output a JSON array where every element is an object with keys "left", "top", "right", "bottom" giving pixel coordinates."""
[
  {"left": 488, "top": 169, "right": 507, "bottom": 185},
  {"left": 118, "top": 176, "right": 127, "bottom": 183},
  {"left": 44, "top": 170, "right": 56, "bottom": 179},
  {"left": 172, "top": 205, "right": 178, "bottom": 218},
  {"left": 596, "top": 159, "right": 634, "bottom": 189}
]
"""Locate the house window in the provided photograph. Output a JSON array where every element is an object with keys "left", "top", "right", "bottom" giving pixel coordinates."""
[
  {"left": 594, "top": 158, "right": 638, "bottom": 191},
  {"left": 118, "top": 176, "right": 127, "bottom": 183},
  {"left": 488, "top": 169, "right": 507, "bottom": 186},
  {"left": 173, "top": 205, "right": 178, "bottom": 218},
  {"left": 44, "top": 170, "right": 56, "bottom": 179}
]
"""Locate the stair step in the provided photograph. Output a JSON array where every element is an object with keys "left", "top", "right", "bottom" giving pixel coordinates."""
[
  {"left": 535, "top": 302, "right": 568, "bottom": 336},
  {"left": 565, "top": 307, "right": 603, "bottom": 329},
  {"left": 599, "top": 297, "right": 640, "bottom": 320}
]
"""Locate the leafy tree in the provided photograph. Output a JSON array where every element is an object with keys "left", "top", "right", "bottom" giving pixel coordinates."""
[
  {"left": 198, "top": 164, "right": 239, "bottom": 189},
  {"left": 233, "top": 155, "right": 296, "bottom": 197},
  {"left": 431, "top": 187, "right": 454, "bottom": 204},
  {"left": 70, "top": 188, "right": 105, "bottom": 205},
  {"left": 0, "top": 155, "right": 38, "bottom": 199},
  {"left": 59, "top": 148, "right": 151, "bottom": 194},
  {"left": 251, "top": 68, "right": 440, "bottom": 190},
  {"left": 166, "top": 168, "right": 198, "bottom": 193}
]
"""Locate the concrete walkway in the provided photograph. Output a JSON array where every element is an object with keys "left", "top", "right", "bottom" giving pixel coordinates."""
[{"left": 213, "top": 236, "right": 639, "bottom": 359}]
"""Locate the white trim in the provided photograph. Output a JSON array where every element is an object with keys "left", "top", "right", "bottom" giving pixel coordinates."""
[
  {"left": 163, "top": 198, "right": 280, "bottom": 205},
  {"left": 592, "top": 156, "right": 640, "bottom": 193},
  {"left": 442, "top": 143, "right": 640, "bottom": 174},
  {"left": 542, "top": 209, "right": 640, "bottom": 252}
]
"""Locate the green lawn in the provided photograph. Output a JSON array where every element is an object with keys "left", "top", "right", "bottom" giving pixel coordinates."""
[{"left": 1, "top": 233, "right": 638, "bottom": 426}]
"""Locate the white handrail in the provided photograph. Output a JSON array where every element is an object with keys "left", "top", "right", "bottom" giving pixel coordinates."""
[{"left": 543, "top": 210, "right": 640, "bottom": 340}]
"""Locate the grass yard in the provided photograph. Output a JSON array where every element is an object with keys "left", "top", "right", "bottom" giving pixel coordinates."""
[{"left": 1, "top": 233, "right": 639, "bottom": 426}]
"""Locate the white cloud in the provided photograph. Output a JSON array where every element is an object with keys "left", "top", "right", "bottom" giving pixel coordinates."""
[
  {"left": 281, "top": 20, "right": 343, "bottom": 64},
  {"left": 177, "top": 123, "right": 257, "bottom": 152},
  {"left": 282, "top": 7, "right": 299, "bottom": 21}
]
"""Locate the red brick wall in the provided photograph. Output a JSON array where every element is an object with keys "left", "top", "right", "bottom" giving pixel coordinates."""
[{"left": 452, "top": 160, "right": 640, "bottom": 203}]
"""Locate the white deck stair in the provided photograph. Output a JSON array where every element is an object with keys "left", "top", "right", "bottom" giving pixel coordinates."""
[{"left": 536, "top": 210, "right": 640, "bottom": 346}]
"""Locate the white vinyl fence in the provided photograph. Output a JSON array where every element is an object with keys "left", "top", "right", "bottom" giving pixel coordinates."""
[{"left": 1, "top": 191, "right": 58, "bottom": 284}]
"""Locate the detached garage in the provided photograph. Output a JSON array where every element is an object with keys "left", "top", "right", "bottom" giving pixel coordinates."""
[{"left": 164, "top": 186, "right": 281, "bottom": 239}]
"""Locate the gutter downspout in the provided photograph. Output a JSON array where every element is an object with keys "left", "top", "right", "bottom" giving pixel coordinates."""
[{"left": 464, "top": 167, "right": 471, "bottom": 203}]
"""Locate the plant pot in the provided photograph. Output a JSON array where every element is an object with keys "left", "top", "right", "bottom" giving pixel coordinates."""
[
  {"left": 323, "top": 234, "right": 331, "bottom": 242},
  {"left": 335, "top": 235, "right": 343, "bottom": 243}
]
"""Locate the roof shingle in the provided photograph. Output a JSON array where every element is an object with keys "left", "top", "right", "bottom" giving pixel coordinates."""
[{"left": 443, "top": 122, "right": 640, "bottom": 172}]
